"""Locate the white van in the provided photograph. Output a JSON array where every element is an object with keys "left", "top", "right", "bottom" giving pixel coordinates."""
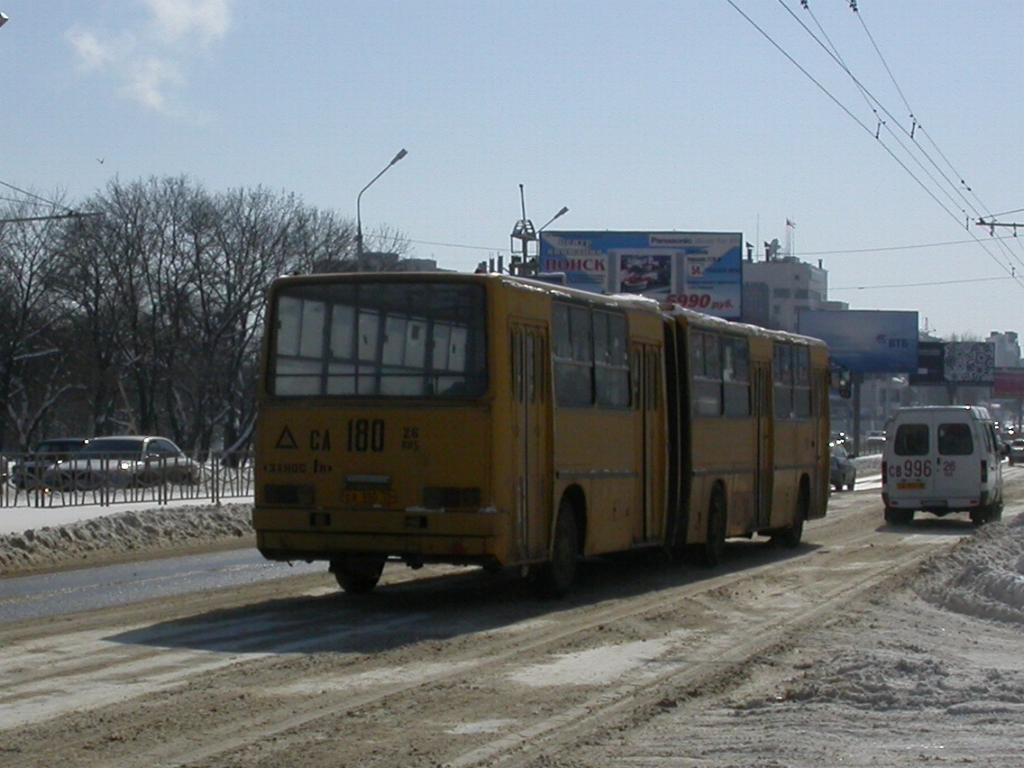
[{"left": 882, "top": 406, "right": 1004, "bottom": 526}]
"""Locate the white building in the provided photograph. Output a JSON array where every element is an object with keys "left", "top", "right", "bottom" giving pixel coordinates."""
[
  {"left": 987, "top": 331, "right": 1021, "bottom": 368},
  {"left": 741, "top": 255, "right": 847, "bottom": 332}
]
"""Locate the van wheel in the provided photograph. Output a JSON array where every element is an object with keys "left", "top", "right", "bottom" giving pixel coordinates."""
[
  {"left": 534, "top": 499, "right": 579, "bottom": 598},
  {"left": 846, "top": 478, "right": 856, "bottom": 491},
  {"left": 330, "top": 556, "right": 385, "bottom": 594},
  {"left": 884, "top": 507, "right": 913, "bottom": 525},
  {"left": 694, "top": 489, "right": 727, "bottom": 567}
]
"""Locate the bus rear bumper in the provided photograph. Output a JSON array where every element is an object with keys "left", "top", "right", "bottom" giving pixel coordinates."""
[{"left": 253, "top": 506, "right": 508, "bottom": 564}]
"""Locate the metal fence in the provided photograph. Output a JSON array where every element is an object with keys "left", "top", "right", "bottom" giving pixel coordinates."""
[{"left": 0, "top": 451, "right": 254, "bottom": 509}]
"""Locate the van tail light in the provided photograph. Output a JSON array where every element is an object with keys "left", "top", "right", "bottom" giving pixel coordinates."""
[
  {"left": 881, "top": 460, "right": 887, "bottom": 485},
  {"left": 981, "top": 460, "right": 988, "bottom": 483}
]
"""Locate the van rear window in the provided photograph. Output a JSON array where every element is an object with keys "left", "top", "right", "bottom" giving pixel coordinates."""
[
  {"left": 938, "top": 423, "right": 973, "bottom": 456},
  {"left": 893, "top": 424, "right": 929, "bottom": 456}
]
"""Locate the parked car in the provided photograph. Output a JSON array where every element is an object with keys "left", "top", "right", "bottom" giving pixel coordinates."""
[
  {"left": 830, "top": 442, "right": 856, "bottom": 491},
  {"left": 9, "top": 437, "right": 90, "bottom": 488},
  {"left": 45, "top": 436, "right": 200, "bottom": 490},
  {"left": 1008, "top": 438, "right": 1024, "bottom": 466}
]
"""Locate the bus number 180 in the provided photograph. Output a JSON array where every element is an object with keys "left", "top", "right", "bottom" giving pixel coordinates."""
[{"left": 347, "top": 419, "right": 385, "bottom": 452}]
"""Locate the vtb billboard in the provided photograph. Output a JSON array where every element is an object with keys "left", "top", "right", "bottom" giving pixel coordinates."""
[
  {"left": 798, "top": 309, "right": 919, "bottom": 373},
  {"left": 538, "top": 231, "right": 743, "bottom": 320}
]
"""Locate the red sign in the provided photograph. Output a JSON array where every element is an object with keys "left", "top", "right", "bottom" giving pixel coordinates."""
[{"left": 993, "top": 368, "right": 1024, "bottom": 398}]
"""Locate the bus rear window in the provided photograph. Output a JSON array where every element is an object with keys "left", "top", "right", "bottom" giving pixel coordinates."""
[{"left": 271, "top": 281, "right": 487, "bottom": 398}]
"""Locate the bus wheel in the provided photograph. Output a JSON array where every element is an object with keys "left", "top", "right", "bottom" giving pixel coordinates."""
[
  {"left": 777, "top": 486, "right": 807, "bottom": 548},
  {"left": 330, "top": 556, "right": 385, "bottom": 594},
  {"left": 695, "top": 489, "right": 726, "bottom": 567},
  {"left": 534, "top": 500, "right": 579, "bottom": 598}
]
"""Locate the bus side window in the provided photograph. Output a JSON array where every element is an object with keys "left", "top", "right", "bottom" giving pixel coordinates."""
[
  {"left": 693, "top": 331, "right": 722, "bottom": 417},
  {"left": 774, "top": 343, "right": 793, "bottom": 419},
  {"left": 552, "top": 303, "right": 592, "bottom": 407},
  {"left": 722, "top": 336, "right": 750, "bottom": 417},
  {"left": 793, "top": 346, "right": 811, "bottom": 418}
]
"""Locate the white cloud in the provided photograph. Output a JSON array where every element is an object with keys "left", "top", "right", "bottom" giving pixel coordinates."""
[
  {"left": 144, "top": 0, "right": 230, "bottom": 45},
  {"left": 64, "top": 1, "right": 231, "bottom": 116},
  {"left": 120, "top": 56, "right": 185, "bottom": 114},
  {"left": 65, "top": 28, "right": 119, "bottom": 71}
]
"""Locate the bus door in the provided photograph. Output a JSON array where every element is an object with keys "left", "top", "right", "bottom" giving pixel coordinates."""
[
  {"left": 511, "top": 323, "right": 549, "bottom": 561},
  {"left": 753, "top": 360, "right": 773, "bottom": 529},
  {"left": 635, "top": 344, "right": 661, "bottom": 543}
]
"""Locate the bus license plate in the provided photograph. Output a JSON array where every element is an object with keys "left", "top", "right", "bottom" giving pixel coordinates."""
[{"left": 342, "top": 490, "right": 397, "bottom": 508}]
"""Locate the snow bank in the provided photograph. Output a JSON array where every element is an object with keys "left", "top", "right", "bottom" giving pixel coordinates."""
[
  {"left": 915, "top": 514, "right": 1024, "bottom": 624},
  {"left": 0, "top": 503, "right": 254, "bottom": 576}
]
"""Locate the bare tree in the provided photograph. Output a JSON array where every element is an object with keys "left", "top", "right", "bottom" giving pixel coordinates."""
[{"left": 0, "top": 198, "right": 76, "bottom": 449}]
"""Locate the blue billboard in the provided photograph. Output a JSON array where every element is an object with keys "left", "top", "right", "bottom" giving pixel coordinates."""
[
  {"left": 538, "top": 231, "right": 743, "bottom": 320},
  {"left": 798, "top": 310, "right": 919, "bottom": 373}
]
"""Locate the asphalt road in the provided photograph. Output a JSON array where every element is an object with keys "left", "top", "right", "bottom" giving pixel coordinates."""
[{"left": 0, "top": 548, "right": 322, "bottom": 623}]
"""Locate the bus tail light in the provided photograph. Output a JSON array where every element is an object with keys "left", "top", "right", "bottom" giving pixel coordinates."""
[
  {"left": 881, "top": 460, "right": 887, "bottom": 484},
  {"left": 981, "top": 460, "right": 988, "bottom": 483}
]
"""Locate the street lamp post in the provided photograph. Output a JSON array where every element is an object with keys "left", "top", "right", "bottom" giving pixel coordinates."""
[
  {"left": 356, "top": 148, "right": 407, "bottom": 272},
  {"left": 539, "top": 206, "right": 569, "bottom": 233}
]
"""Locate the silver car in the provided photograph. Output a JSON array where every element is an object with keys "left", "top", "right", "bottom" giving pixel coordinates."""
[
  {"left": 1009, "top": 438, "right": 1024, "bottom": 466},
  {"left": 45, "top": 435, "right": 200, "bottom": 490},
  {"left": 9, "top": 438, "right": 89, "bottom": 488}
]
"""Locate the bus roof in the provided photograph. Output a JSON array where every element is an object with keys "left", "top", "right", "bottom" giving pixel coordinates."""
[{"left": 268, "top": 271, "right": 825, "bottom": 346}]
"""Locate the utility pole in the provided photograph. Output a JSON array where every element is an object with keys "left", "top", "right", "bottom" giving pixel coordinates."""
[
  {"left": 510, "top": 184, "right": 536, "bottom": 276},
  {"left": 975, "top": 217, "right": 1021, "bottom": 238}
]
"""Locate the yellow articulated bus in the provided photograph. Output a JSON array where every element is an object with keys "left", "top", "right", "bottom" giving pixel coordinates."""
[{"left": 252, "top": 272, "right": 830, "bottom": 595}]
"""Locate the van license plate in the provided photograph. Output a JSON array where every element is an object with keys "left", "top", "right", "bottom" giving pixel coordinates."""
[
  {"left": 897, "top": 481, "right": 925, "bottom": 490},
  {"left": 922, "top": 499, "right": 947, "bottom": 507}
]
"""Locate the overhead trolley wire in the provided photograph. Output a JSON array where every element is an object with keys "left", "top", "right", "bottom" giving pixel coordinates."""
[
  {"left": 831, "top": 275, "right": 1013, "bottom": 292},
  {"left": 788, "top": 1, "right": 976, "bottom": 227},
  {"left": 843, "top": 1, "right": 1024, "bottom": 266},
  {"left": 725, "top": 0, "right": 1024, "bottom": 290},
  {"left": 0, "top": 180, "right": 76, "bottom": 214}
]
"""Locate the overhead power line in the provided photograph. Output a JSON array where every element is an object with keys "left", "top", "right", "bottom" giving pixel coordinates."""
[
  {"left": 0, "top": 179, "right": 76, "bottom": 214},
  {"left": 0, "top": 211, "right": 103, "bottom": 224},
  {"left": 802, "top": 234, "right": 1021, "bottom": 256},
  {"left": 831, "top": 275, "right": 1013, "bottom": 292},
  {"left": 725, "top": 0, "right": 1024, "bottom": 291}
]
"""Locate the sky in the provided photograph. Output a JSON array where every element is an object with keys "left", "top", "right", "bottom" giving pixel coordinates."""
[{"left": 1, "top": 0, "right": 1022, "bottom": 339}]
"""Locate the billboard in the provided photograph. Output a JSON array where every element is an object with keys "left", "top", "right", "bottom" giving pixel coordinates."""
[
  {"left": 909, "top": 340, "right": 945, "bottom": 385},
  {"left": 797, "top": 310, "right": 919, "bottom": 373},
  {"left": 993, "top": 368, "right": 1024, "bottom": 398},
  {"left": 538, "top": 231, "right": 743, "bottom": 320},
  {"left": 944, "top": 342, "right": 995, "bottom": 384}
]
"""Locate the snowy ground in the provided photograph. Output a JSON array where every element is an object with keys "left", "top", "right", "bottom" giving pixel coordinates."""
[
  {"left": 578, "top": 514, "right": 1024, "bottom": 767},
  {"left": 0, "top": 502, "right": 253, "bottom": 575}
]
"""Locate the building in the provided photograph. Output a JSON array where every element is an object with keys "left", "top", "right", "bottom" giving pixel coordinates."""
[
  {"left": 741, "top": 255, "right": 847, "bottom": 332},
  {"left": 988, "top": 331, "right": 1021, "bottom": 368}
]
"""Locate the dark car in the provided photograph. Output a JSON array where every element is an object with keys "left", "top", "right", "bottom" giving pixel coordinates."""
[
  {"left": 45, "top": 435, "right": 200, "bottom": 490},
  {"left": 1008, "top": 438, "right": 1024, "bottom": 466},
  {"left": 9, "top": 438, "right": 89, "bottom": 489},
  {"left": 830, "top": 442, "right": 856, "bottom": 491}
]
